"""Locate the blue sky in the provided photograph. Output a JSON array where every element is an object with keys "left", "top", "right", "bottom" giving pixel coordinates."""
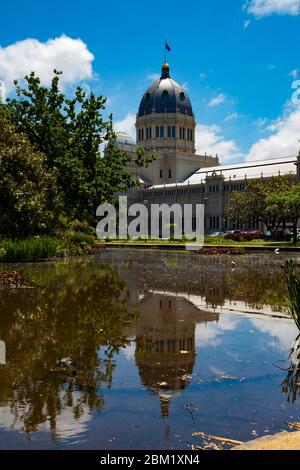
[{"left": 0, "top": 0, "right": 300, "bottom": 162}]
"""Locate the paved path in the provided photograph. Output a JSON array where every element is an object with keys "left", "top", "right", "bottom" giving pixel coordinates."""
[{"left": 234, "top": 431, "right": 300, "bottom": 450}]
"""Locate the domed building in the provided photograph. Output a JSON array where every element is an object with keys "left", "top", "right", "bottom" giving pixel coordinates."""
[
  {"left": 116, "top": 59, "right": 300, "bottom": 235},
  {"left": 117, "top": 61, "right": 219, "bottom": 186}
]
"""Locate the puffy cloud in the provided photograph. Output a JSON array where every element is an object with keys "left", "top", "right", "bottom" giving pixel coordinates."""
[
  {"left": 249, "top": 317, "right": 298, "bottom": 351},
  {"left": 245, "top": 0, "right": 300, "bottom": 17},
  {"left": 114, "top": 113, "right": 136, "bottom": 141},
  {"left": 208, "top": 93, "right": 226, "bottom": 107},
  {"left": 246, "top": 104, "right": 300, "bottom": 161},
  {"left": 195, "top": 123, "right": 243, "bottom": 163},
  {"left": 0, "top": 35, "right": 94, "bottom": 95}
]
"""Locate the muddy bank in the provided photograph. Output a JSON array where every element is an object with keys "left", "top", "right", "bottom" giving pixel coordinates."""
[{"left": 0, "top": 271, "right": 34, "bottom": 288}]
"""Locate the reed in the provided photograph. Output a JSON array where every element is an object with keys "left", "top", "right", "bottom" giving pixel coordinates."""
[{"left": 282, "top": 260, "right": 300, "bottom": 330}]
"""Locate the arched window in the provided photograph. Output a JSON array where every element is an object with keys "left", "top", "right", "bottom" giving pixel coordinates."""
[
  {"left": 145, "top": 91, "right": 151, "bottom": 100},
  {"left": 168, "top": 126, "right": 171, "bottom": 138},
  {"left": 162, "top": 90, "right": 169, "bottom": 101},
  {"left": 156, "top": 126, "right": 159, "bottom": 138},
  {"left": 172, "top": 126, "right": 176, "bottom": 138},
  {"left": 160, "top": 126, "right": 164, "bottom": 138},
  {"left": 180, "top": 92, "right": 185, "bottom": 101}
]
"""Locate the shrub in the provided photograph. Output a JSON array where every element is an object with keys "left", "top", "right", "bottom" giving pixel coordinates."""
[{"left": 0, "top": 237, "right": 59, "bottom": 262}]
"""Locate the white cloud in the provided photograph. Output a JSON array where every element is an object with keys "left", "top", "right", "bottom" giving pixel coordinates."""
[
  {"left": 246, "top": 103, "right": 300, "bottom": 161},
  {"left": 114, "top": 113, "right": 136, "bottom": 141},
  {"left": 245, "top": 0, "right": 300, "bottom": 17},
  {"left": 146, "top": 73, "right": 160, "bottom": 82},
  {"left": 249, "top": 317, "right": 298, "bottom": 351},
  {"left": 199, "top": 72, "right": 207, "bottom": 80},
  {"left": 208, "top": 93, "right": 226, "bottom": 107},
  {"left": 243, "top": 19, "right": 251, "bottom": 28},
  {"left": 289, "top": 69, "right": 299, "bottom": 79},
  {"left": 196, "top": 123, "right": 243, "bottom": 163},
  {"left": 253, "top": 117, "right": 269, "bottom": 128},
  {"left": 225, "top": 112, "right": 239, "bottom": 122},
  {"left": 0, "top": 35, "right": 94, "bottom": 95},
  {"left": 195, "top": 315, "right": 239, "bottom": 348}
]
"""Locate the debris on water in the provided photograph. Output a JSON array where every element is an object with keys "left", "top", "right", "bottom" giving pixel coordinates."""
[
  {"left": 0, "top": 271, "right": 34, "bottom": 289},
  {"left": 185, "top": 403, "right": 198, "bottom": 412},
  {"left": 56, "top": 357, "right": 73, "bottom": 366},
  {"left": 179, "top": 374, "right": 192, "bottom": 383},
  {"left": 197, "top": 247, "right": 244, "bottom": 255},
  {"left": 213, "top": 374, "right": 245, "bottom": 382},
  {"left": 286, "top": 421, "right": 300, "bottom": 430},
  {"left": 192, "top": 431, "right": 243, "bottom": 448},
  {"left": 157, "top": 381, "right": 168, "bottom": 388}
]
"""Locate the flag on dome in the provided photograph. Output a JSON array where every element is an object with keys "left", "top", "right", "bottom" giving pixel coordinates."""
[{"left": 165, "top": 42, "right": 171, "bottom": 52}]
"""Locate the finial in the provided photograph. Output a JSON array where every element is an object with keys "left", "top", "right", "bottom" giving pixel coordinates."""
[{"left": 161, "top": 62, "right": 170, "bottom": 79}]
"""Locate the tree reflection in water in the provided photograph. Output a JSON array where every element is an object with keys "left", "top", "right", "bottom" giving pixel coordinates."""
[{"left": 0, "top": 259, "right": 136, "bottom": 438}]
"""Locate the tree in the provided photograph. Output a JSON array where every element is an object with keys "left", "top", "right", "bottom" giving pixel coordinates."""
[
  {"left": 228, "top": 175, "right": 295, "bottom": 231},
  {"left": 0, "top": 107, "right": 59, "bottom": 237},
  {"left": 5, "top": 71, "right": 153, "bottom": 220},
  {"left": 266, "top": 186, "right": 300, "bottom": 243}
]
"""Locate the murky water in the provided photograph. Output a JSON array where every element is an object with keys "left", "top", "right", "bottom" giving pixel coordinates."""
[{"left": 0, "top": 249, "right": 300, "bottom": 450}]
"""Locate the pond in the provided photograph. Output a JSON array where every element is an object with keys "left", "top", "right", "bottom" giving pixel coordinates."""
[{"left": 0, "top": 249, "right": 299, "bottom": 450}]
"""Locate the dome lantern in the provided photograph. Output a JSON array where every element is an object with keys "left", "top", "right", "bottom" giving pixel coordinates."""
[{"left": 161, "top": 62, "right": 170, "bottom": 79}]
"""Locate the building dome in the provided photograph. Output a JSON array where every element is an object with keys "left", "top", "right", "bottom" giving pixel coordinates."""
[
  {"left": 115, "top": 131, "right": 135, "bottom": 146},
  {"left": 138, "top": 63, "right": 193, "bottom": 117}
]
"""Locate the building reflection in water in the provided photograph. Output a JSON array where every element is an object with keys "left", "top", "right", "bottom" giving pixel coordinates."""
[{"left": 131, "top": 289, "right": 219, "bottom": 422}]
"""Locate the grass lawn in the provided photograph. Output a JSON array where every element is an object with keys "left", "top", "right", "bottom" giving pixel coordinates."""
[{"left": 96, "top": 237, "right": 299, "bottom": 248}]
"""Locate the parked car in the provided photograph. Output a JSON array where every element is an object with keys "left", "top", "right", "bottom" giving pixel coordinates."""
[{"left": 209, "top": 232, "right": 225, "bottom": 237}]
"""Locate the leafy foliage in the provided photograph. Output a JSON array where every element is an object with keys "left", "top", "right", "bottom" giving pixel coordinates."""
[
  {"left": 266, "top": 186, "right": 300, "bottom": 243},
  {"left": 5, "top": 71, "right": 153, "bottom": 222},
  {"left": 0, "top": 107, "right": 59, "bottom": 237},
  {"left": 228, "top": 175, "right": 296, "bottom": 229}
]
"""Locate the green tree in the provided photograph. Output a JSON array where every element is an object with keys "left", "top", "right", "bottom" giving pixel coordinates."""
[
  {"left": 5, "top": 71, "right": 153, "bottom": 219},
  {"left": 228, "top": 175, "right": 295, "bottom": 231},
  {"left": 0, "top": 107, "right": 59, "bottom": 237},
  {"left": 266, "top": 186, "right": 300, "bottom": 243}
]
